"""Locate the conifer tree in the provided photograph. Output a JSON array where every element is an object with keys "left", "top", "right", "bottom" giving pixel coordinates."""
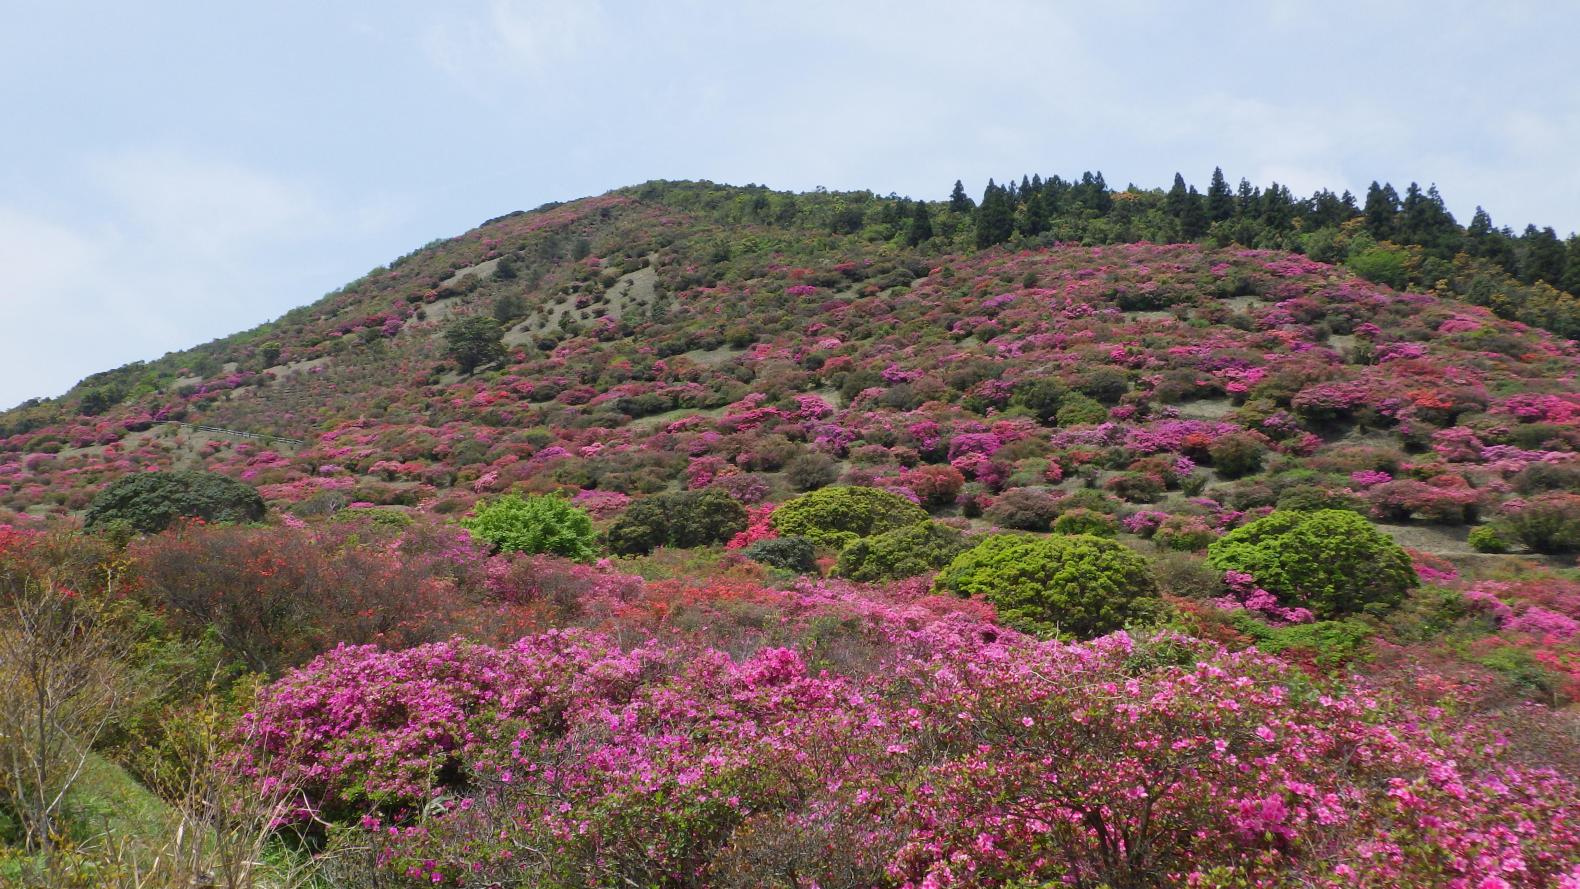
[
  {"left": 1021, "top": 188, "right": 1051, "bottom": 237},
  {"left": 949, "top": 179, "right": 974, "bottom": 212},
  {"left": 1180, "top": 186, "right": 1207, "bottom": 238},
  {"left": 1165, "top": 173, "right": 1191, "bottom": 220},
  {"left": 1564, "top": 234, "right": 1580, "bottom": 295},
  {"left": 907, "top": 200, "right": 933, "bottom": 246},
  {"left": 1521, "top": 225, "right": 1567, "bottom": 285},
  {"left": 1235, "top": 178, "right": 1259, "bottom": 217},
  {"left": 1206, "top": 167, "right": 1235, "bottom": 222},
  {"left": 975, "top": 180, "right": 1014, "bottom": 248},
  {"left": 1363, "top": 182, "right": 1401, "bottom": 240}
]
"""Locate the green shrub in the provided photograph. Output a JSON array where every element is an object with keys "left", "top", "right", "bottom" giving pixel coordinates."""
[
  {"left": 1013, "top": 378, "right": 1070, "bottom": 425},
  {"left": 1104, "top": 472, "right": 1165, "bottom": 503},
  {"left": 742, "top": 536, "right": 818, "bottom": 574},
  {"left": 1051, "top": 508, "right": 1118, "bottom": 537},
  {"left": 461, "top": 493, "right": 597, "bottom": 561},
  {"left": 84, "top": 470, "right": 266, "bottom": 534},
  {"left": 1347, "top": 246, "right": 1410, "bottom": 290},
  {"left": 770, "top": 486, "right": 928, "bottom": 549},
  {"left": 1153, "top": 514, "right": 1219, "bottom": 551},
  {"left": 608, "top": 489, "right": 749, "bottom": 555},
  {"left": 1207, "top": 432, "right": 1268, "bottom": 479},
  {"left": 784, "top": 453, "right": 841, "bottom": 492},
  {"left": 834, "top": 521, "right": 971, "bottom": 583},
  {"left": 1467, "top": 524, "right": 1510, "bottom": 554},
  {"left": 1231, "top": 614, "right": 1373, "bottom": 667},
  {"left": 1206, "top": 509, "right": 1416, "bottom": 618},
  {"left": 984, "top": 488, "right": 1063, "bottom": 531},
  {"left": 933, "top": 533, "right": 1157, "bottom": 639},
  {"left": 1055, "top": 392, "right": 1109, "bottom": 426},
  {"left": 1274, "top": 484, "right": 1364, "bottom": 513},
  {"left": 1497, "top": 493, "right": 1580, "bottom": 554}
]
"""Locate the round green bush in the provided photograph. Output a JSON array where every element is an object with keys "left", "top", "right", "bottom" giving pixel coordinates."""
[
  {"left": 770, "top": 486, "right": 928, "bottom": 550},
  {"left": 85, "top": 470, "right": 266, "bottom": 534},
  {"left": 933, "top": 533, "right": 1157, "bottom": 639},
  {"left": 1055, "top": 392, "right": 1109, "bottom": 426},
  {"left": 462, "top": 493, "right": 598, "bottom": 561},
  {"left": 1051, "top": 508, "right": 1118, "bottom": 537},
  {"left": 1207, "top": 432, "right": 1268, "bottom": 479},
  {"left": 834, "top": 521, "right": 971, "bottom": 583},
  {"left": 1206, "top": 509, "right": 1417, "bottom": 618},
  {"left": 608, "top": 489, "right": 749, "bottom": 555},
  {"left": 1467, "top": 524, "right": 1510, "bottom": 554},
  {"left": 742, "top": 536, "right": 818, "bottom": 573}
]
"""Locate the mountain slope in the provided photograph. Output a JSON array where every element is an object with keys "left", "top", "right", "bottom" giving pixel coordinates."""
[{"left": 3, "top": 183, "right": 1579, "bottom": 533}]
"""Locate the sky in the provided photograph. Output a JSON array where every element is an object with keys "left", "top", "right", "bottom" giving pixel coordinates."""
[{"left": 3, "top": 0, "right": 1579, "bottom": 409}]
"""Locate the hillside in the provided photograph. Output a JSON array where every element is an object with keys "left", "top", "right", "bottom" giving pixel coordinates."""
[
  {"left": 4, "top": 179, "right": 1579, "bottom": 531},
  {"left": 3, "top": 180, "right": 1580, "bottom": 886}
]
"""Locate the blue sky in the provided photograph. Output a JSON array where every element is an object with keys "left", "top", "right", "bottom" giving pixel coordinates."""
[{"left": 3, "top": 0, "right": 1578, "bottom": 409}]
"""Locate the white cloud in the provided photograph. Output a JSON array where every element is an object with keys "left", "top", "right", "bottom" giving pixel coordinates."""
[{"left": 421, "top": 0, "right": 607, "bottom": 84}]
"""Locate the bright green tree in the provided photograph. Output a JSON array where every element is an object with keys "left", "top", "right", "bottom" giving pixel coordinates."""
[{"left": 461, "top": 493, "right": 598, "bottom": 561}]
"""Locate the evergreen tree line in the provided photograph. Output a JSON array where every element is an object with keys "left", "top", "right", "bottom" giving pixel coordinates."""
[
  {"left": 927, "top": 169, "right": 1580, "bottom": 338},
  {"left": 964, "top": 169, "right": 1577, "bottom": 292}
]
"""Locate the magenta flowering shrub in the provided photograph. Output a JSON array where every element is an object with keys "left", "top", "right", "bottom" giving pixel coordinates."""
[
  {"left": 1215, "top": 569, "right": 1315, "bottom": 624},
  {"left": 242, "top": 623, "right": 1580, "bottom": 887}
]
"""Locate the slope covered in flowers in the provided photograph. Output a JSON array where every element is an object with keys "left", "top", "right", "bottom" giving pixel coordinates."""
[
  {"left": 3, "top": 183, "right": 1578, "bottom": 543},
  {"left": 3, "top": 181, "right": 1580, "bottom": 885}
]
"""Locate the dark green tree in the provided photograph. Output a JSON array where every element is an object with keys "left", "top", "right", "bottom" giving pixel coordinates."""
[
  {"left": 85, "top": 470, "right": 266, "bottom": 534},
  {"left": 907, "top": 199, "right": 934, "bottom": 246},
  {"left": 258, "top": 340, "right": 283, "bottom": 367},
  {"left": 443, "top": 316, "right": 507, "bottom": 374},
  {"left": 493, "top": 292, "right": 526, "bottom": 324},
  {"left": 1021, "top": 188, "right": 1052, "bottom": 237},
  {"left": 1235, "top": 178, "right": 1259, "bottom": 217},
  {"left": 1363, "top": 182, "right": 1400, "bottom": 240},
  {"left": 1180, "top": 186, "right": 1208, "bottom": 239},
  {"left": 1165, "top": 172, "right": 1192, "bottom": 220},
  {"left": 949, "top": 179, "right": 974, "bottom": 212},
  {"left": 1521, "top": 225, "right": 1567, "bottom": 285},
  {"left": 1399, "top": 182, "right": 1458, "bottom": 254},
  {"left": 1564, "top": 234, "right": 1580, "bottom": 295},
  {"left": 607, "top": 489, "right": 748, "bottom": 555},
  {"left": 975, "top": 180, "right": 1015, "bottom": 249},
  {"left": 1206, "top": 167, "right": 1235, "bottom": 222}
]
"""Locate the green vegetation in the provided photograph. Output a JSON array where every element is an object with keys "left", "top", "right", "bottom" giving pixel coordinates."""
[
  {"left": 84, "top": 471, "right": 265, "bottom": 534},
  {"left": 742, "top": 536, "right": 818, "bottom": 573},
  {"left": 442, "top": 316, "right": 507, "bottom": 374},
  {"left": 1207, "top": 509, "right": 1417, "bottom": 618},
  {"left": 461, "top": 493, "right": 598, "bottom": 561},
  {"left": 834, "top": 521, "right": 970, "bottom": 583},
  {"left": 934, "top": 533, "right": 1157, "bottom": 638},
  {"left": 607, "top": 489, "right": 748, "bottom": 555},
  {"left": 770, "top": 486, "right": 929, "bottom": 550}
]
